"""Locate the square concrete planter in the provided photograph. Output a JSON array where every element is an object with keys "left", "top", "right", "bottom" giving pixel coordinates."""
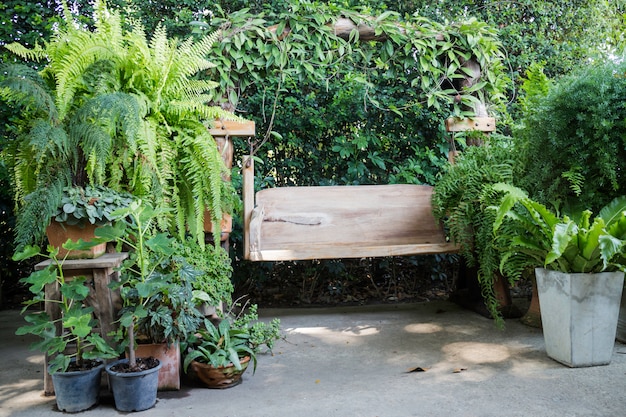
[
  {"left": 616, "top": 290, "right": 626, "bottom": 343},
  {"left": 536, "top": 268, "right": 624, "bottom": 367}
]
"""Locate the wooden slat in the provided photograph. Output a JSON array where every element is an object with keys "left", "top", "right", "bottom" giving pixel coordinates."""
[
  {"left": 249, "top": 242, "right": 458, "bottom": 261},
  {"left": 209, "top": 120, "right": 256, "bottom": 137},
  {"left": 445, "top": 117, "right": 496, "bottom": 132}
]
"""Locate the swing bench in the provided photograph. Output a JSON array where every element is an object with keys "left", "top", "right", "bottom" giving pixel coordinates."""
[{"left": 232, "top": 117, "right": 496, "bottom": 262}]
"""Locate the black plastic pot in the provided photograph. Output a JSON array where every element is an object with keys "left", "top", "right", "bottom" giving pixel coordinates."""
[
  {"left": 50, "top": 359, "right": 104, "bottom": 412},
  {"left": 105, "top": 358, "right": 162, "bottom": 412}
]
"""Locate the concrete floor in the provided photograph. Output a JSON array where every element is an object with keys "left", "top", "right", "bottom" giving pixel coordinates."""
[{"left": 2, "top": 300, "right": 626, "bottom": 417}]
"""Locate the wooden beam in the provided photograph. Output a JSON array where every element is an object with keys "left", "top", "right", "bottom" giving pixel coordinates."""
[
  {"left": 209, "top": 120, "right": 256, "bottom": 137},
  {"left": 269, "top": 17, "right": 444, "bottom": 42},
  {"left": 249, "top": 242, "right": 459, "bottom": 261}
]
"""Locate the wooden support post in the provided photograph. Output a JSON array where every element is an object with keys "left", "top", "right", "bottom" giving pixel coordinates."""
[
  {"left": 208, "top": 120, "right": 255, "bottom": 245},
  {"left": 243, "top": 156, "right": 255, "bottom": 261}
]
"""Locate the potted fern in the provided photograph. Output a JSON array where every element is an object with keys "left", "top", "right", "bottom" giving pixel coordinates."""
[
  {"left": 14, "top": 241, "right": 119, "bottom": 412},
  {"left": 492, "top": 184, "right": 626, "bottom": 367},
  {"left": 1, "top": 0, "right": 237, "bottom": 252},
  {"left": 432, "top": 140, "right": 519, "bottom": 326}
]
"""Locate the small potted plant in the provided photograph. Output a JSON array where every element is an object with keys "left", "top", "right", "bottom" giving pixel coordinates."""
[
  {"left": 46, "top": 185, "right": 136, "bottom": 259},
  {"left": 99, "top": 200, "right": 205, "bottom": 408},
  {"left": 184, "top": 301, "right": 280, "bottom": 389},
  {"left": 492, "top": 183, "right": 626, "bottom": 367},
  {"left": 14, "top": 241, "right": 119, "bottom": 412}
]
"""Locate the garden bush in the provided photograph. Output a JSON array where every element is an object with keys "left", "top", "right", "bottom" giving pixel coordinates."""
[{"left": 515, "top": 60, "right": 626, "bottom": 214}]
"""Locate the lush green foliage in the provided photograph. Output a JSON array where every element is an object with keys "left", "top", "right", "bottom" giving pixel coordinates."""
[
  {"left": 13, "top": 242, "right": 119, "bottom": 373},
  {"left": 184, "top": 302, "right": 281, "bottom": 373},
  {"left": 170, "top": 236, "right": 234, "bottom": 307},
  {"left": 194, "top": 3, "right": 509, "bottom": 118},
  {"left": 432, "top": 138, "right": 516, "bottom": 323},
  {"left": 231, "top": 303, "right": 281, "bottom": 353},
  {"left": 514, "top": 60, "right": 626, "bottom": 213},
  {"left": 1, "top": 0, "right": 234, "bottom": 250},
  {"left": 493, "top": 184, "right": 626, "bottom": 277},
  {"left": 183, "top": 318, "right": 257, "bottom": 372},
  {"left": 3, "top": 0, "right": 624, "bottom": 315},
  {"left": 99, "top": 201, "right": 203, "bottom": 365}
]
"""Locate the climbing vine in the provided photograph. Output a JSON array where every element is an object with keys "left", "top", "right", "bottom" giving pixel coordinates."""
[{"left": 194, "top": 3, "right": 509, "bottom": 122}]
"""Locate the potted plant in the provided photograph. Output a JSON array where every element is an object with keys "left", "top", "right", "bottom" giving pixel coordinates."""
[
  {"left": 492, "top": 183, "right": 626, "bottom": 367},
  {"left": 46, "top": 185, "right": 136, "bottom": 259},
  {"left": 1, "top": 0, "right": 237, "bottom": 253},
  {"left": 13, "top": 241, "right": 119, "bottom": 412},
  {"left": 99, "top": 200, "right": 205, "bottom": 408},
  {"left": 184, "top": 301, "right": 280, "bottom": 389},
  {"left": 432, "top": 139, "right": 520, "bottom": 326}
]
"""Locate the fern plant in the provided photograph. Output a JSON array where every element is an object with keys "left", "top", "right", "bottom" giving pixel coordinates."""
[
  {"left": 1, "top": 0, "right": 237, "bottom": 249},
  {"left": 432, "top": 139, "right": 516, "bottom": 324}
]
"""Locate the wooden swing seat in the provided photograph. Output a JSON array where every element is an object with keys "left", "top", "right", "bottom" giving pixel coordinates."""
[
  {"left": 240, "top": 117, "right": 495, "bottom": 262},
  {"left": 246, "top": 182, "right": 458, "bottom": 261}
]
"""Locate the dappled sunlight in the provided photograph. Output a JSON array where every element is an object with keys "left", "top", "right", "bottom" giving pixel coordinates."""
[
  {"left": 0, "top": 379, "right": 52, "bottom": 413},
  {"left": 286, "top": 324, "right": 380, "bottom": 345},
  {"left": 25, "top": 353, "right": 44, "bottom": 366},
  {"left": 442, "top": 342, "right": 511, "bottom": 364},
  {"left": 403, "top": 322, "right": 443, "bottom": 334}
]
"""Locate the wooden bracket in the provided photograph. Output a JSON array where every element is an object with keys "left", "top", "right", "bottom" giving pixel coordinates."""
[{"left": 445, "top": 117, "right": 496, "bottom": 132}]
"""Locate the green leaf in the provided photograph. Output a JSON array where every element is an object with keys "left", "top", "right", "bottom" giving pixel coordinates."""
[
  {"left": 16, "top": 312, "right": 55, "bottom": 337},
  {"left": 63, "top": 307, "right": 93, "bottom": 338},
  {"left": 12, "top": 245, "right": 41, "bottom": 261},
  {"left": 48, "top": 354, "right": 71, "bottom": 374},
  {"left": 146, "top": 233, "right": 175, "bottom": 256},
  {"left": 599, "top": 234, "right": 625, "bottom": 270},
  {"left": 546, "top": 221, "right": 576, "bottom": 266},
  {"left": 60, "top": 277, "right": 90, "bottom": 301},
  {"left": 20, "top": 268, "right": 58, "bottom": 294},
  {"left": 491, "top": 183, "right": 528, "bottom": 232}
]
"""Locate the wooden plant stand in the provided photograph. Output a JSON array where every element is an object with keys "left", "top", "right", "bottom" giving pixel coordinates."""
[{"left": 35, "top": 252, "right": 128, "bottom": 395}]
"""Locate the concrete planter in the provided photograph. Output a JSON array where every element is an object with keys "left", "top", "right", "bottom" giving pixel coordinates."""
[
  {"left": 617, "top": 290, "right": 626, "bottom": 343},
  {"left": 535, "top": 268, "right": 624, "bottom": 367}
]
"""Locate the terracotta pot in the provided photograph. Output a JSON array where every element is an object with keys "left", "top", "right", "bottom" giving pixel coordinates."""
[
  {"left": 520, "top": 275, "right": 542, "bottom": 328},
  {"left": 203, "top": 212, "right": 232, "bottom": 234},
  {"left": 46, "top": 221, "right": 107, "bottom": 259},
  {"left": 131, "top": 342, "right": 181, "bottom": 391},
  {"left": 189, "top": 356, "right": 250, "bottom": 389}
]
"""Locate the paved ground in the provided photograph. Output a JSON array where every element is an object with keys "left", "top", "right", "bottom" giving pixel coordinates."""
[{"left": 2, "top": 300, "right": 626, "bottom": 417}]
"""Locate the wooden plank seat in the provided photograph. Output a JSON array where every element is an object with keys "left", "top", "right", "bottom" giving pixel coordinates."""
[{"left": 242, "top": 159, "right": 458, "bottom": 261}]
